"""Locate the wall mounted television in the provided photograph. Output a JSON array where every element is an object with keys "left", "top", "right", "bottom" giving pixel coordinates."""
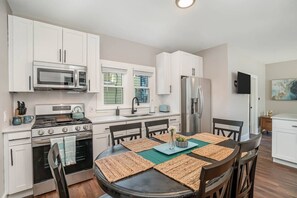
[{"left": 237, "top": 72, "right": 251, "bottom": 94}]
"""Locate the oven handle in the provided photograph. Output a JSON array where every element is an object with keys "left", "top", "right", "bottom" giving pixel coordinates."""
[{"left": 32, "top": 132, "right": 92, "bottom": 147}]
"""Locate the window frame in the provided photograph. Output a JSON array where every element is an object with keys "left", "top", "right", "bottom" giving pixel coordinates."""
[{"left": 103, "top": 72, "right": 125, "bottom": 105}]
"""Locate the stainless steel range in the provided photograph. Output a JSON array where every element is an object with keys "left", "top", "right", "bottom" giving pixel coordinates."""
[{"left": 32, "top": 104, "right": 93, "bottom": 196}]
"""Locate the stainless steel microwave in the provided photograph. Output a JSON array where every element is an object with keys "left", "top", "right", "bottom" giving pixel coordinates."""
[{"left": 33, "top": 62, "right": 87, "bottom": 91}]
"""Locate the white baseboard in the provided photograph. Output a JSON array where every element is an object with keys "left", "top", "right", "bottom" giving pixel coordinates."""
[{"left": 273, "top": 158, "right": 297, "bottom": 169}]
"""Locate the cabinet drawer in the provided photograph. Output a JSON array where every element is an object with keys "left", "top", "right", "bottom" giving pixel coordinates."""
[
  {"left": 169, "top": 116, "right": 180, "bottom": 123},
  {"left": 8, "top": 131, "right": 31, "bottom": 146},
  {"left": 273, "top": 120, "right": 297, "bottom": 131},
  {"left": 93, "top": 122, "right": 125, "bottom": 135}
]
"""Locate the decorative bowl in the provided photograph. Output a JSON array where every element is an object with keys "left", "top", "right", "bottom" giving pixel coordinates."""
[{"left": 175, "top": 140, "right": 188, "bottom": 148}]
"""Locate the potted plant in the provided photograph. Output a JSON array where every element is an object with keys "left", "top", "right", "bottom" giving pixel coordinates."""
[{"left": 175, "top": 136, "right": 188, "bottom": 148}]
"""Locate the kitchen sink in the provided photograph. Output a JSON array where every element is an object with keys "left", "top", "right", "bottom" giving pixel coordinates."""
[{"left": 123, "top": 113, "right": 152, "bottom": 118}]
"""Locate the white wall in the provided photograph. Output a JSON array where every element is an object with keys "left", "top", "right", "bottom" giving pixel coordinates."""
[
  {"left": 0, "top": 0, "right": 12, "bottom": 196},
  {"left": 266, "top": 59, "right": 297, "bottom": 114},
  {"left": 196, "top": 44, "right": 266, "bottom": 139}
]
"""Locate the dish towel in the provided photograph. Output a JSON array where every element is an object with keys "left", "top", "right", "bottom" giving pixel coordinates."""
[
  {"left": 64, "top": 136, "right": 76, "bottom": 166},
  {"left": 50, "top": 137, "right": 65, "bottom": 166}
]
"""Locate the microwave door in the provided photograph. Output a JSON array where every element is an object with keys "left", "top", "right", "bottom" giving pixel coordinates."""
[{"left": 34, "top": 67, "right": 76, "bottom": 89}]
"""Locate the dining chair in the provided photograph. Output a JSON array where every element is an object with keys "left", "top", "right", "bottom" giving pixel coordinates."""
[
  {"left": 198, "top": 146, "right": 240, "bottom": 198},
  {"left": 144, "top": 119, "right": 169, "bottom": 138},
  {"left": 48, "top": 143, "right": 69, "bottom": 198},
  {"left": 109, "top": 122, "right": 142, "bottom": 146},
  {"left": 213, "top": 118, "right": 244, "bottom": 142},
  {"left": 232, "top": 133, "right": 262, "bottom": 198}
]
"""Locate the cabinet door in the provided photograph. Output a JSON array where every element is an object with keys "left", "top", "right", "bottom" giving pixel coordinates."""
[
  {"left": 8, "top": 144, "right": 33, "bottom": 194},
  {"left": 8, "top": 15, "right": 34, "bottom": 92},
  {"left": 180, "top": 52, "right": 203, "bottom": 77},
  {"left": 87, "top": 34, "right": 100, "bottom": 93},
  {"left": 63, "top": 28, "right": 87, "bottom": 66},
  {"left": 34, "top": 21, "right": 63, "bottom": 63},
  {"left": 93, "top": 133, "right": 111, "bottom": 160},
  {"left": 156, "top": 52, "right": 171, "bottom": 95}
]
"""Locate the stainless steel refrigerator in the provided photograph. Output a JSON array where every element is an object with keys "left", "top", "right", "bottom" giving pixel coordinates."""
[{"left": 181, "top": 77, "right": 211, "bottom": 135}]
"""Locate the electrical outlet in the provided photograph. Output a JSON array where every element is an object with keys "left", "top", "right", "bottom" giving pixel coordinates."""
[{"left": 3, "top": 111, "right": 7, "bottom": 123}]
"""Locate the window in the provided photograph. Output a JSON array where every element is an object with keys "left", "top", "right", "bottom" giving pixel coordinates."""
[
  {"left": 134, "top": 75, "right": 149, "bottom": 103},
  {"left": 103, "top": 72, "right": 124, "bottom": 104}
]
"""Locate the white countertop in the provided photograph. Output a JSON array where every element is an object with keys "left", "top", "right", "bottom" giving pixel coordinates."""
[
  {"left": 272, "top": 113, "right": 297, "bottom": 121},
  {"left": 2, "top": 122, "right": 34, "bottom": 134},
  {"left": 89, "top": 112, "right": 180, "bottom": 124}
]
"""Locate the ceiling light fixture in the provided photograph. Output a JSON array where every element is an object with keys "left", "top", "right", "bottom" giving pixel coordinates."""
[{"left": 176, "top": 0, "right": 195, "bottom": 9}]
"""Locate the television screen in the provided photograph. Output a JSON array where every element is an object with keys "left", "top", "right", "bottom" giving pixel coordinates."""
[{"left": 237, "top": 72, "right": 251, "bottom": 94}]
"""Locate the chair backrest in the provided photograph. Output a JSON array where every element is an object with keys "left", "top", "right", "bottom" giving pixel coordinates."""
[
  {"left": 213, "top": 118, "right": 244, "bottom": 142},
  {"left": 144, "top": 119, "right": 169, "bottom": 138},
  {"left": 198, "top": 146, "right": 240, "bottom": 198},
  {"left": 232, "top": 133, "right": 262, "bottom": 198},
  {"left": 109, "top": 122, "right": 142, "bottom": 146},
  {"left": 48, "top": 143, "right": 69, "bottom": 198}
]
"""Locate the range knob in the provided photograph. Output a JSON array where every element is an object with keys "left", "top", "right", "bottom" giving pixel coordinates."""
[
  {"left": 83, "top": 125, "right": 89, "bottom": 130},
  {"left": 62, "top": 127, "right": 68, "bottom": 133},
  {"left": 75, "top": 126, "right": 81, "bottom": 131},
  {"left": 48, "top": 129, "right": 54, "bottom": 134},
  {"left": 38, "top": 130, "right": 45, "bottom": 136}
]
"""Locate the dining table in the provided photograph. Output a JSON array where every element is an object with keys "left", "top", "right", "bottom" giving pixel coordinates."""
[{"left": 93, "top": 132, "right": 237, "bottom": 198}]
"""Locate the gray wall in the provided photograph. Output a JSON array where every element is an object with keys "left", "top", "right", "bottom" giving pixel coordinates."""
[
  {"left": 0, "top": 0, "right": 12, "bottom": 196},
  {"left": 266, "top": 59, "right": 297, "bottom": 114}
]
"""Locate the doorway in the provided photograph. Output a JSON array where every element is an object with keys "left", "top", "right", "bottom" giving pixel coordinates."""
[{"left": 249, "top": 75, "right": 258, "bottom": 134}]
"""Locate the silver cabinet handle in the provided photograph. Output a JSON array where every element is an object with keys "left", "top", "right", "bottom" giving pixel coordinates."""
[
  {"left": 59, "top": 49, "right": 62, "bottom": 62},
  {"left": 9, "top": 137, "right": 31, "bottom": 141},
  {"left": 170, "top": 119, "right": 177, "bottom": 121},
  {"left": 29, "top": 76, "right": 32, "bottom": 90},
  {"left": 10, "top": 149, "right": 13, "bottom": 166},
  {"left": 108, "top": 134, "right": 110, "bottom": 146},
  {"left": 89, "top": 80, "right": 91, "bottom": 91},
  {"left": 170, "top": 85, "right": 172, "bottom": 93},
  {"left": 292, "top": 125, "right": 297, "bottom": 128},
  {"left": 64, "top": 50, "right": 66, "bottom": 63},
  {"left": 105, "top": 128, "right": 109, "bottom": 130}
]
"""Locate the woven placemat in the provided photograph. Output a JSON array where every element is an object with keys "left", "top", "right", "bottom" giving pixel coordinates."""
[
  {"left": 95, "top": 151, "right": 154, "bottom": 183},
  {"left": 154, "top": 155, "right": 210, "bottom": 191},
  {"left": 190, "top": 132, "right": 229, "bottom": 144},
  {"left": 121, "top": 138, "right": 161, "bottom": 152},
  {"left": 154, "top": 133, "right": 189, "bottom": 143},
  {"left": 192, "top": 144, "right": 234, "bottom": 161}
]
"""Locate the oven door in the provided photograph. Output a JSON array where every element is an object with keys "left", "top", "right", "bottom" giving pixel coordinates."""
[
  {"left": 32, "top": 132, "right": 93, "bottom": 184},
  {"left": 34, "top": 66, "right": 76, "bottom": 89}
]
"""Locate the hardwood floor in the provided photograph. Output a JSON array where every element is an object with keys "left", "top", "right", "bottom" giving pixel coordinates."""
[{"left": 36, "top": 133, "right": 297, "bottom": 198}]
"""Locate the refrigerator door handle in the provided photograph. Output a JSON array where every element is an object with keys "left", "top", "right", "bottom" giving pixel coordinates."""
[{"left": 198, "top": 87, "right": 204, "bottom": 118}]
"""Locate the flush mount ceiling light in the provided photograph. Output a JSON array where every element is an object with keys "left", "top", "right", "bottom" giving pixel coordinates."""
[{"left": 176, "top": 0, "right": 196, "bottom": 9}]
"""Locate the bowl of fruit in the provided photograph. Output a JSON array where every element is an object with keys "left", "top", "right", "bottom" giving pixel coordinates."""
[{"left": 175, "top": 136, "right": 188, "bottom": 148}]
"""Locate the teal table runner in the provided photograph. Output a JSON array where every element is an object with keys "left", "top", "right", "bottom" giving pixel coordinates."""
[{"left": 137, "top": 139, "right": 210, "bottom": 164}]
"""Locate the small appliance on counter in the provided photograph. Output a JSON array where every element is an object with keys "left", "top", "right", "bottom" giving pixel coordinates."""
[{"left": 159, "top": 104, "right": 170, "bottom": 112}]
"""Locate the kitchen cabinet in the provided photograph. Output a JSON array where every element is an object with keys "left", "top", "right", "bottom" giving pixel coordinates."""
[
  {"left": 156, "top": 52, "right": 171, "bottom": 95},
  {"left": 34, "top": 21, "right": 87, "bottom": 66},
  {"left": 169, "top": 116, "right": 181, "bottom": 132},
  {"left": 272, "top": 119, "right": 297, "bottom": 166},
  {"left": 93, "top": 133, "right": 111, "bottom": 160},
  {"left": 34, "top": 21, "right": 63, "bottom": 64},
  {"left": 8, "top": 15, "right": 34, "bottom": 92},
  {"left": 6, "top": 131, "right": 33, "bottom": 195},
  {"left": 178, "top": 51, "right": 203, "bottom": 77},
  {"left": 87, "top": 34, "right": 101, "bottom": 93},
  {"left": 63, "top": 28, "right": 87, "bottom": 66}
]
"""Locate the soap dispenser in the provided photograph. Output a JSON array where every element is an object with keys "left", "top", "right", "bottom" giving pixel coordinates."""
[{"left": 116, "top": 106, "right": 120, "bottom": 116}]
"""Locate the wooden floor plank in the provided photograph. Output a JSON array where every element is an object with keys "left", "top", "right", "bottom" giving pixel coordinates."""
[{"left": 36, "top": 133, "right": 297, "bottom": 198}]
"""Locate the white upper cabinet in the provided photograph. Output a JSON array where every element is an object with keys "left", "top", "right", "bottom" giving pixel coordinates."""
[
  {"left": 63, "top": 28, "right": 87, "bottom": 66},
  {"left": 156, "top": 52, "right": 171, "bottom": 95},
  {"left": 34, "top": 21, "right": 63, "bottom": 64},
  {"left": 179, "top": 51, "right": 203, "bottom": 77},
  {"left": 8, "top": 15, "right": 34, "bottom": 92},
  {"left": 33, "top": 22, "right": 87, "bottom": 66},
  {"left": 87, "top": 34, "right": 100, "bottom": 93}
]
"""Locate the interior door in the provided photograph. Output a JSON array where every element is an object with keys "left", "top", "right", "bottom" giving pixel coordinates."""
[
  {"left": 63, "top": 28, "right": 87, "bottom": 66},
  {"left": 34, "top": 21, "right": 63, "bottom": 63}
]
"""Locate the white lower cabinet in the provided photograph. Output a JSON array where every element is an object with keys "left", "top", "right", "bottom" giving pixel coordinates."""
[
  {"left": 6, "top": 131, "right": 33, "bottom": 195},
  {"left": 93, "top": 133, "right": 111, "bottom": 160},
  {"left": 272, "top": 119, "right": 297, "bottom": 164}
]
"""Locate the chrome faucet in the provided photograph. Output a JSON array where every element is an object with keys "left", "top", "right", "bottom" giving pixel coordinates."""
[{"left": 131, "top": 97, "right": 139, "bottom": 114}]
